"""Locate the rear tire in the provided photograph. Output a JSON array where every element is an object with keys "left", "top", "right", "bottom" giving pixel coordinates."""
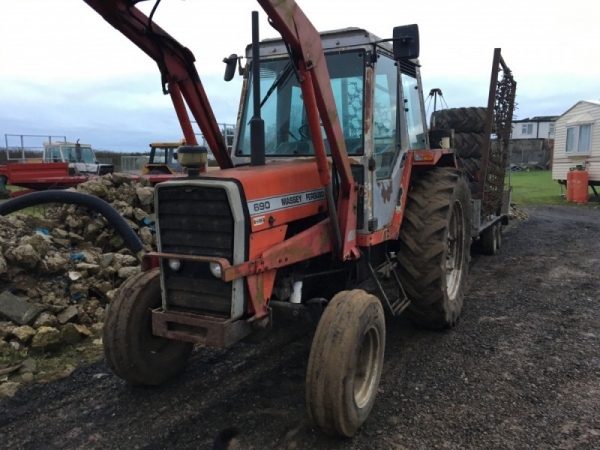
[
  {"left": 103, "top": 268, "right": 193, "bottom": 386},
  {"left": 306, "top": 290, "right": 385, "bottom": 437},
  {"left": 398, "top": 168, "right": 472, "bottom": 328}
]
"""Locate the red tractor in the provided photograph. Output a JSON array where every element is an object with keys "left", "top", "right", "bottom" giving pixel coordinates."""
[{"left": 83, "top": 0, "right": 515, "bottom": 437}]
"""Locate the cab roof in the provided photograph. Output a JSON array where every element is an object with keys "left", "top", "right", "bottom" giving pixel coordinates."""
[{"left": 247, "top": 27, "right": 392, "bottom": 57}]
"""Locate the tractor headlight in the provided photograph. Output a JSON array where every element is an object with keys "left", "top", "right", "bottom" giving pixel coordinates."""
[
  {"left": 168, "top": 258, "right": 181, "bottom": 272},
  {"left": 209, "top": 262, "right": 222, "bottom": 278}
]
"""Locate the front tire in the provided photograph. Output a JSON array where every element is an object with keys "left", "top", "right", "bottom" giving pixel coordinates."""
[
  {"left": 306, "top": 290, "right": 385, "bottom": 437},
  {"left": 103, "top": 268, "right": 193, "bottom": 386},
  {"left": 398, "top": 168, "right": 472, "bottom": 328}
]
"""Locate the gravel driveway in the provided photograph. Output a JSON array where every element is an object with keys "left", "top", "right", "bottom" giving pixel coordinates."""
[{"left": 1, "top": 205, "right": 599, "bottom": 449}]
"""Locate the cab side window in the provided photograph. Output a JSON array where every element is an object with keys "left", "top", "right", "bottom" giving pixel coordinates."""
[
  {"left": 373, "top": 54, "right": 398, "bottom": 179},
  {"left": 401, "top": 70, "right": 425, "bottom": 150}
]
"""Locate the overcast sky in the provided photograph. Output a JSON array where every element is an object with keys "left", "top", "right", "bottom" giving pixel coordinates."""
[{"left": 1, "top": 0, "right": 598, "bottom": 152}]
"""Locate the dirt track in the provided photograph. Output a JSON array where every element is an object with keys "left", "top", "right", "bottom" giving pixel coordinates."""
[{"left": 1, "top": 205, "right": 599, "bottom": 449}]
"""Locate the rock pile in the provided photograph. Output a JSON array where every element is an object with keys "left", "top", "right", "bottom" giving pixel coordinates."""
[
  {"left": 0, "top": 173, "right": 157, "bottom": 367},
  {"left": 509, "top": 206, "right": 529, "bottom": 220}
]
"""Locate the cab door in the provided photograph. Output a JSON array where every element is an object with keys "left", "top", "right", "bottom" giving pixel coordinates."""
[
  {"left": 369, "top": 53, "right": 403, "bottom": 232},
  {"left": 369, "top": 56, "right": 426, "bottom": 232}
]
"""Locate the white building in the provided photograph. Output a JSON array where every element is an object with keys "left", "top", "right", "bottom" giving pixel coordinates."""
[
  {"left": 552, "top": 100, "right": 600, "bottom": 186},
  {"left": 511, "top": 116, "right": 558, "bottom": 140}
]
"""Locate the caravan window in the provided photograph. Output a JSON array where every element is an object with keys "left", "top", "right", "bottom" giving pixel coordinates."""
[{"left": 566, "top": 124, "right": 592, "bottom": 154}]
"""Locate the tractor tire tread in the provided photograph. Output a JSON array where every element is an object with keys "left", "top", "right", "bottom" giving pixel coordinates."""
[{"left": 398, "top": 167, "right": 471, "bottom": 328}]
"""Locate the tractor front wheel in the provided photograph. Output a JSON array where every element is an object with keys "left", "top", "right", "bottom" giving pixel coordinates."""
[
  {"left": 103, "top": 268, "right": 193, "bottom": 386},
  {"left": 306, "top": 290, "right": 385, "bottom": 437}
]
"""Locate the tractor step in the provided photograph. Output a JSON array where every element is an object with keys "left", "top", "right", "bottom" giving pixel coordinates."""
[
  {"left": 367, "top": 255, "right": 410, "bottom": 317},
  {"left": 376, "top": 260, "right": 397, "bottom": 277}
]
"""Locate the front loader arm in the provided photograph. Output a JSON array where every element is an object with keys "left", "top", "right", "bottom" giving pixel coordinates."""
[
  {"left": 256, "top": 0, "right": 353, "bottom": 195},
  {"left": 83, "top": 0, "right": 233, "bottom": 169},
  {"left": 256, "top": 0, "right": 358, "bottom": 260}
]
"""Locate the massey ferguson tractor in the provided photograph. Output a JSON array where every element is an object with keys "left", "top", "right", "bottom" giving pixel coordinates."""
[{"left": 80, "top": 0, "right": 515, "bottom": 437}]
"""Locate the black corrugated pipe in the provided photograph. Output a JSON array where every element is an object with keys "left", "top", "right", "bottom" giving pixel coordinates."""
[
  {"left": 250, "top": 10, "right": 265, "bottom": 166},
  {"left": 0, "top": 190, "right": 146, "bottom": 258}
]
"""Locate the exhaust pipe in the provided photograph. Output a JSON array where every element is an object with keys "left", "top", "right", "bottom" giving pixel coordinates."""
[{"left": 249, "top": 10, "right": 265, "bottom": 166}]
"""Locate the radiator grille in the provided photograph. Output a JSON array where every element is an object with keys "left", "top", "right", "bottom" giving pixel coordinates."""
[
  {"left": 157, "top": 185, "right": 235, "bottom": 316},
  {"left": 157, "top": 186, "right": 234, "bottom": 259}
]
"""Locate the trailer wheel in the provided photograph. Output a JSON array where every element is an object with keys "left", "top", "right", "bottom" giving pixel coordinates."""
[
  {"left": 103, "top": 268, "right": 193, "bottom": 386},
  {"left": 480, "top": 223, "right": 498, "bottom": 255},
  {"left": 306, "top": 290, "right": 385, "bottom": 437},
  {"left": 398, "top": 168, "right": 472, "bottom": 328},
  {"left": 431, "top": 107, "right": 488, "bottom": 134},
  {"left": 496, "top": 222, "right": 503, "bottom": 249}
]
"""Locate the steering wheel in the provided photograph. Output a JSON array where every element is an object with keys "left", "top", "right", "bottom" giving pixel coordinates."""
[
  {"left": 298, "top": 123, "right": 311, "bottom": 140},
  {"left": 286, "top": 129, "right": 300, "bottom": 142}
]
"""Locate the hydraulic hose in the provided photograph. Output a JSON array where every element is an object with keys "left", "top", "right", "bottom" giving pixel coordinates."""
[{"left": 0, "top": 190, "right": 146, "bottom": 258}]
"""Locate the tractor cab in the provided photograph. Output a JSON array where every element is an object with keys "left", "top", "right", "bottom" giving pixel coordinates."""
[
  {"left": 231, "top": 27, "right": 429, "bottom": 235},
  {"left": 142, "top": 141, "right": 184, "bottom": 175}
]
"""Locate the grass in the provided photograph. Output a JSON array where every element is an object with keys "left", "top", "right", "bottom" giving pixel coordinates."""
[
  {"left": 508, "top": 170, "right": 565, "bottom": 206},
  {"left": 0, "top": 185, "right": 53, "bottom": 216},
  {"left": 507, "top": 170, "right": 598, "bottom": 206}
]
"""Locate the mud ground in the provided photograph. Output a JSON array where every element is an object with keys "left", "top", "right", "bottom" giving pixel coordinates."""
[{"left": 1, "top": 205, "right": 599, "bottom": 449}]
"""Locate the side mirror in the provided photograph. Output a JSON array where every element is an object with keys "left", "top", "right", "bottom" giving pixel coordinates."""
[
  {"left": 173, "top": 152, "right": 178, "bottom": 160},
  {"left": 393, "top": 24, "right": 419, "bottom": 61},
  {"left": 223, "top": 54, "right": 239, "bottom": 82}
]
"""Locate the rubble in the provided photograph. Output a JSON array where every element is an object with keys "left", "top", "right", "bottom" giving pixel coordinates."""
[
  {"left": 0, "top": 173, "right": 159, "bottom": 393},
  {"left": 0, "top": 291, "right": 43, "bottom": 325},
  {"left": 30, "top": 327, "right": 61, "bottom": 350},
  {"left": 509, "top": 206, "right": 530, "bottom": 220}
]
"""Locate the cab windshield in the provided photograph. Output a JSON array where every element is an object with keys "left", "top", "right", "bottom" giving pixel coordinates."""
[
  {"left": 236, "top": 51, "right": 365, "bottom": 157},
  {"left": 63, "top": 146, "right": 96, "bottom": 164}
]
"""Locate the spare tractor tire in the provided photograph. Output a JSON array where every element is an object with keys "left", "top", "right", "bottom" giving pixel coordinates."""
[
  {"left": 397, "top": 168, "right": 472, "bottom": 329},
  {"left": 432, "top": 107, "right": 488, "bottom": 134},
  {"left": 453, "top": 132, "right": 484, "bottom": 159},
  {"left": 458, "top": 157, "right": 481, "bottom": 181}
]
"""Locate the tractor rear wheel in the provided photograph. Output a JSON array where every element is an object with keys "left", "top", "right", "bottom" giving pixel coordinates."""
[
  {"left": 398, "top": 168, "right": 472, "bottom": 328},
  {"left": 103, "top": 268, "right": 193, "bottom": 386},
  {"left": 306, "top": 290, "right": 385, "bottom": 437}
]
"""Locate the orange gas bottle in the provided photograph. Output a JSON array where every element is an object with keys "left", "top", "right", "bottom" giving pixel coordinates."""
[
  {"left": 573, "top": 169, "right": 589, "bottom": 204},
  {"left": 566, "top": 170, "right": 574, "bottom": 202}
]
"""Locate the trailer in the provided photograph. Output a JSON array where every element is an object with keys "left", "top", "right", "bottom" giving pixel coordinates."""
[
  {"left": 431, "top": 50, "right": 516, "bottom": 255},
  {"left": 0, "top": 161, "right": 186, "bottom": 197}
]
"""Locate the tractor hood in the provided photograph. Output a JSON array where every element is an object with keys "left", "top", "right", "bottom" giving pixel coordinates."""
[{"left": 197, "top": 160, "right": 327, "bottom": 233}]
